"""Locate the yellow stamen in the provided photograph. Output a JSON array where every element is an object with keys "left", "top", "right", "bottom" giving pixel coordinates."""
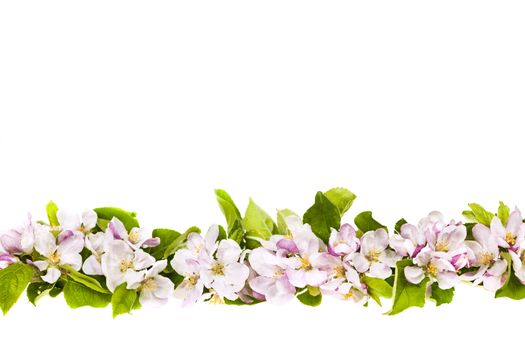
[
  {"left": 479, "top": 252, "right": 494, "bottom": 265},
  {"left": 128, "top": 229, "right": 140, "bottom": 244},
  {"left": 299, "top": 257, "right": 313, "bottom": 271},
  {"left": 48, "top": 251, "right": 60, "bottom": 264},
  {"left": 505, "top": 232, "right": 516, "bottom": 246},
  {"left": 141, "top": 278, "right": 157, "bottom": 292},
  {"left": 188, "top": 275, "right": 199, "bottom": 286},
  {"left": 211, "top": 263, "right": 225, "bottom": 276},
  {"left": 334, "top": 264, "right": 346, "bottom": 278},
  {"left": 436, "top": 241, "right": 449, "bottom": 252},
  {"left": 119, "top": 259, "right": 134, "bottom": 272},
  {"left": 273, "top": 268, "right": 285, "bottom": 278},
  {"left": 210, "top": 292, "right": 224, "bottom": 304},
  {"left": 427, "top": 263, "right": 438, "bottom": 276},
  {"left": 343, "top": 290, "right": 354, "bottom": 300},
  {"left": 367, "top": 250, "right": 380, "bottom": 262}
]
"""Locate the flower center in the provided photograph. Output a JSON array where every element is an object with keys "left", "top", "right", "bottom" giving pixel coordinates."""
[
  {"left": 334, "top": 264, "right": 345, "bottom": 278},
  {"left": 299, "top": 257, "right": 313, "bottom": 271},
  {"left": 436, "top": 240, "right": 449, "bottom": 252},
  {"left": 210, "top": 292, "right": 224, "bottom": 304},
  {"left": 188, "top": 274, "right": 199, "bottom": 286},
  {"left": 211, "top": 263, "right": 225, "bottom": 276},
  {"left": 479, "top": 252, "right": 494, "bottom": 266},
  {"left": 128, "top": 230, "right": 140, "bottom": 244},
  {"left": 343, "top": 290, "right": 354, "bottom": 300},
  {"left": 273, "top": 268, "right": 285, "bottom": 278},
  {"left": 426, "top": 263, "right": 438, "bottom": 276},
  {"left": 505, "top": 232, "right": 516, "bottom": 246},
  {"left": 119, "top": 258, "right": 134, "bottom": 272},
  {"left": 367, "top": 250, "right": 380, "bottom": 262},
  {"left": 48, "top": 251, "right": 60, "bottom": 264},
  {"left": 141, "top": 278, "right": 157, "bottom": 292}
]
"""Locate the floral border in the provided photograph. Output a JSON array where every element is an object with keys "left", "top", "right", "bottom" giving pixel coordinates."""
[{"left": 1, "top": 188, "right": 524, "bottom": 316}]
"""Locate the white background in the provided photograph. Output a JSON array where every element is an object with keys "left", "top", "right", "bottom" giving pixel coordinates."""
[{"left": 1, "top": 1, "right": 524, "bottom": 349}]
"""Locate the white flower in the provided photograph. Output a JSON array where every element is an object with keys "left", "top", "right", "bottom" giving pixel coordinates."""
[
  {"left": 127, "top": 260, "right": 174, "bottom": 305},
  {"left": 101, "top": 239, "right": 155, "bottom": 292},
  {"left": 490, "top": 208, "right": 525, "bottom": 250},
  {"left": 248, "top": 247, "right": 296, "bottom": 304},
  {"left": 462, "top": 223, "right": 507, "bottom": 291},
  {"left": 170, "top": 226, "right": 219, "bottom": 306},
  {"left": 0, "top": 214, "right": 38, "bottom": 255},
  {"left": 330, "top": 282, "right": 368, "bottom": 304},
  {"left": 33, "top": 229, "right": 84, "bottom": 284},
  {"left": 199, "top": 237, "right": 250, "bottom": 301},
  {"left": 285, "top": 234, "right": 328, "bottom": 288},
  {"left": 328, "top": 224, "right": 360, "bottom": 256},
  {"left": 389, "top": 223, "right": 426, "bottom": 258},
  {"left": 509, "top": 246, "right": 525, "bottom": 284},
  {"left": 82, "top": 232, "right": 108, "bottom": 275},
  {"left": 106, "top": 218, "right": 160, "bottom": 250},
  {"left": 317, "top": 253, "right": 366, "bottom": 304},
  {"left": 172, "top": 247, "right": 204, "bottom": 306},
  {"left": 351, "top": 229, "right": 399, "bottom": 279},
  {"left": 404, "top": 249, "right": 459, "bottom": 289},
  {"left": 57, "top": 209, "right": 97, "bottom": 235}
]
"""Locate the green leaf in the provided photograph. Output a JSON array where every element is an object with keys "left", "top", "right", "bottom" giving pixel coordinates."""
[
  {"left": 354, "top": 211, "right": 387, "bottom": 235},
  {"left": 111, "top": 283, "right": 139, "bottom": 318},
  {"left": 303, "top": 192, "right": 341, "bottom": 243},
  {"left": 162, "top": 226, "right": 201, "bottom": 259},
  {"left": 243, "top": 199, "right": 277, "bottom": 249},
  {"left": 467, "top": 203, "right": 494, "bottom": 226},
  {"left": 215, "top": 189, "right": 245, "bottom": 245},
  {"left": 495, "top": 252, "right": 525, "bottom": 300},
  {"left": 387, "top": 259, "right": 428, "bottom": 315},
  {"left": 430, "top": 284, "right": 454, "bottom": 306},
  {"left": 27, "top": 282, "right": 53, "bottom": 306},
  {"left": 362, "top": 276, "right": 393, "bottom": 306},
  {"left": 62, "top": 265, "right": 110, "bottom": 294},
  {"left": 94, "top": 207, "right": 140, "bottom": 231},
  {"left": 63, "top": 281, "right": 111, "bottom": 308},
  {"left": 461, "top": 210, "right": 477, "bottom": 222},
  {"left": 498, "top": 201, "right": 510, "bottom": 226},
  {"left": 146, "top": 228, "right": 181, "bottom": 260},
  {"left": 46, "top": 201, "right": 60, "bottom": 228},
  {"left": 394, "top": 218, "right": 407, "bottom": 234},
  {"left": 0, "top": 263, "right": 34, "bottom": 314},
  {"left": 323, "top": 187, "right": 356, "bottom": 216},
  {"left": 296, "top": 287, "right": 322, "bottom": 307},
  {"left": 276, "top": 209, "right": 297, "bottom": 235}
]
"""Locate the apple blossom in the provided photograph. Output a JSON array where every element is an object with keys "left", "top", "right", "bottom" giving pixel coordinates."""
[
  {"left": 101, "top": 239, "right": 156, "bottom": 292},
  {"left": 106, "top": 218, "right": 160, "bottom": 250},
  {"left": 490, "top": 208, "right": 525, "bottom": 250},
  {"left": 328, "top": 224, "right": 360, "bottom": 256},
  {"left": 248, "top": 247, "right": 296, "bottom": 304},
  {"left": 82, "top": 232, "right": 107, "bottom": 275},
  {"left": 390, "top": 223, "right": 426, "bottom": 258},
  {"left": 57, "top": 209, "right": 98, "bottom": 235},
  {"left": 0, "top": 214, "right": 37, "bottom": 255},
  {"left": 33, "top": 229, "right": 84, "bottom": 284},
  {"left": 404, "top": 248, "right": 459, "bottom": 289},
  {"left": 127, "top": 260, "right": 174, "bottom": 305},
  {"left": 199, "top": 237, "right": 249, "bottom": 301},
  {"left": 351, "top": 229, "right": 399, "bottom": 279},
  {"left": 462, "top": 223, "right": 507, "bottom": 291}
]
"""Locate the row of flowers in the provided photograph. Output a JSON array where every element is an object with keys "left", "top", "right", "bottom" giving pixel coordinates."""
[{"left": 1, "top": 190, "right": 524, "bottom": 316}]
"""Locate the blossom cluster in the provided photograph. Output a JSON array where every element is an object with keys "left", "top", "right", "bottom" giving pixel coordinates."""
[{"left": 1, "top": 190, "right": 525, "bottom": 316}]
